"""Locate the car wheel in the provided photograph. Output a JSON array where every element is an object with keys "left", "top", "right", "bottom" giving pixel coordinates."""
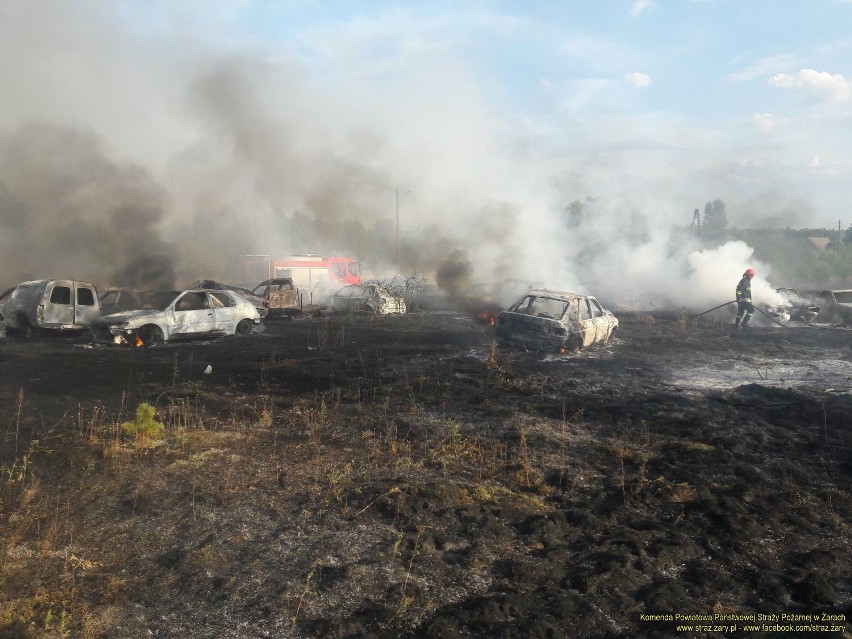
[
  {"left": 565, "top": 335, "right": 582, "bottom": 353},
  {"left": 236, "top": 319, "right": 253, "bottom": 335},
  {"left": 139, "top": 324, "right": 164, "bottom": 346}
]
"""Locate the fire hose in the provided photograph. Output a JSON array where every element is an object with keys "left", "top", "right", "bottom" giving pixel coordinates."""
[
  {"left": 694, "top": 300, "right": 791, "bottom": 328},
  {"left": 694, "top": 300, "right": 736, "bottom": 317}
]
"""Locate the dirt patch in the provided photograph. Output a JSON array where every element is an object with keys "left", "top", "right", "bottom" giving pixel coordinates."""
[{"left": 0, "top": 313, "right": 850, "bottom": 637}]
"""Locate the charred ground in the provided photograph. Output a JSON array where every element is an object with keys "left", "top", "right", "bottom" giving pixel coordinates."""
[{"left": 0, "top": 312, "right": 850, "bottom": 638}]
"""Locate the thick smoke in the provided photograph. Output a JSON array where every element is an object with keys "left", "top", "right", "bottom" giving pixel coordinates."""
[
  {"left": 552, "top": 196, "right": 784, "bottom": 310},
  {"left": 0, "top": 2, "right": 793, "bottom": 310},
  {"left": 435, "top": 249, "right": 474, "bottom": 298},
  {"left": 0, "top": 123, "right": 176, "bottom": 289}
]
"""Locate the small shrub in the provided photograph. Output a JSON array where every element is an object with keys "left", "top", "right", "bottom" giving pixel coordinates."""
[{"left": 122, "top": 403, "right": 165, "bottom": 446}]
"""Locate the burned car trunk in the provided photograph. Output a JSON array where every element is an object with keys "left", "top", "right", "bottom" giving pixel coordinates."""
[{"left": 495, "top": 288, "right": 618, "bottom": 353}]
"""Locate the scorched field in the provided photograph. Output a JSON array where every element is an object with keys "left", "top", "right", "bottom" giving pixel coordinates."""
[{"left": 0, "top": 311, "right": 850, "bottom": 638}]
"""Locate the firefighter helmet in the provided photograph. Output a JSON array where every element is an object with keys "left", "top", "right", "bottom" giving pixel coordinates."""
[{"left": 745, "top": 268, "right": 755, "bottom": 278}]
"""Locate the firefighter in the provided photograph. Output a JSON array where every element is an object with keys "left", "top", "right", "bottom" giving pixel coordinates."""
[{"left": 735, "top": 268, "right": 755, "bottom": 328}]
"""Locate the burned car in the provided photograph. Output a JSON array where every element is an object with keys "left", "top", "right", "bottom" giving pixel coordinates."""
[
  {"left": 2, "top": 279, "right": 101, "bottom": 336},
  {"left": 189, "top": 280, "right": 268, "bottom": 318},
  {"left": 99, "top": 289, "right": 149, "bottom": 316},
  {"left": 802, "top": 289, "right": 852, "bottom": 323},
  {"left": 329, "top": 284, "right": 406, "bottom": 315},
  {"left": 250, "top": 278, "right": 322, "bottom": 318},
  {"left": 91, "top": 289, "right": 260, "bottom": 346},
  {"left": 0, "top": 287, "right": 13, "bottom": 338},
  {"left": 495, "top": 288, "right": 618, "bottom": 353},
  {"left": 762, "top": 288, "right": 820, "bottom": 323}
]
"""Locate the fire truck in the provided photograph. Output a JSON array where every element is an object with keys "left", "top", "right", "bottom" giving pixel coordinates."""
[{"left": 243, "top": 254, "right": 361, "bottom": 291}]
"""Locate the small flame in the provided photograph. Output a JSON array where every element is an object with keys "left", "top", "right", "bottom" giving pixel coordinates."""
[
  {"left": 477, "top": 310, "right": 497, "bottom": 326},
  {"left": 135, "top": 335, "right": 144, "bottom": 348}
]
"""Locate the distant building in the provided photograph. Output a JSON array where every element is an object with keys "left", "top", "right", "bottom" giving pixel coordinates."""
[{"left": 807, "top": 237, "right": 833, "bottom": 251}]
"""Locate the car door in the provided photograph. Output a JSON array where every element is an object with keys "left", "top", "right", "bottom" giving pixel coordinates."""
[
  {"left": 209, "top": 292, "right": 239, "bottom": 333},
  {"left": 74, "top": 283, "right": 100, "bottom": 326},
  {"left": 170, "top": 292, "right": 215, "bottom": 337},
  {"left": 588, "top": 298, "right": 610, "bottom": 344},
  {"left": 43, "top": 281, "right": 75, "bottom": 327},
  {"left": 577, "top": 297, "right": 597, "bottom": 347}
]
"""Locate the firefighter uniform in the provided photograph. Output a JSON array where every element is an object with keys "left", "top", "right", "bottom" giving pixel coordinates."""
[{"left": 735, "top": 272, "right": 754, "bottom": 327}]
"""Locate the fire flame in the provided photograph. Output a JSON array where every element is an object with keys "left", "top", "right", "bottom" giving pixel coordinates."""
[
  {"left": 477, "top": 311, "right": 497, "bottom": 326},
  {"left": 135, "top": 335, "right": 144, "bottom": 348}
]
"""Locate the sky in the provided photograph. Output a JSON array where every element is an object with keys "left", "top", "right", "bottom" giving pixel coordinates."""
[{"left": 0, "top": 0, "right": 850, "bottom": 307}]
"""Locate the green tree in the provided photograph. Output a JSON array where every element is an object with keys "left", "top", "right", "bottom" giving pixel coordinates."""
[{"left": 703, "top": 199, "right": 728, "bottom": 233}]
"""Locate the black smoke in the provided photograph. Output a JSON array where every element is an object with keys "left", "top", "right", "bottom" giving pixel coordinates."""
[{"left": 0, "top": 123, "right": 176, "bottom": 289}]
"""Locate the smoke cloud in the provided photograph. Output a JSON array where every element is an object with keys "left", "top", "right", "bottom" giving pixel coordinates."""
[
  {"left": 0, "top": 123, "right": 176, "bottom": 289},
  {"left": 0, "top": 1, "right": 797, "bottom": 311}
]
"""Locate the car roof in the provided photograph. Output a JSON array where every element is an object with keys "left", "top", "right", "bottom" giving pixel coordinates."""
[{"left": 523, "top": 288, "right": 590, "bottom": 300}]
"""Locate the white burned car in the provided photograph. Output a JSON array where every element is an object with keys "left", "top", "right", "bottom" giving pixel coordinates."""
[
  {"left": 91, "top": 289, "right": 260, "bottom": 346},
  {"left": 1, "top": 279, "right": 101, "bottom": 336},
  {"left": 495, "top": 288, "right": 618, "bottom": 353},
  {"left": 329, "top": 284, "right": 406, "bottom": 315}
]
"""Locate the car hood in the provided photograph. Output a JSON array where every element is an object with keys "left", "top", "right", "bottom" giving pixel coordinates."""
[{"left": 94, "top": 309, "right": 163, "bottom": 325}]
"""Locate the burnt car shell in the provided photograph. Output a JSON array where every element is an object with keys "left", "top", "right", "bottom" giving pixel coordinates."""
[
  {"left": 802, "top": 289, "right": 852, "bottom": 323},
  {"left": 190, "top": 280, "right": 268, "bottom": 318},
  {"left": 99, "top": 289, "right": 149, "bottom": 316},
  {"left": 495, "top": 288, "right": 619, "bottom": 353},
  {"left": 330, "top": 284, "right": 406, "bottom": 315},
  {"left": 251, "top": 278, "right": 302, "bottom": 317},
  {"left": 774, "top": 288, "right": 820, "bottom": 322},
  {"left": 91, "top": 289, "right": 260, "bottom": 345}
]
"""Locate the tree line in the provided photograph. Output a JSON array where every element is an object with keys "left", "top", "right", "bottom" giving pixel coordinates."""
[{"left": 695, "top": 199, "right": 852, "bottom": 287}]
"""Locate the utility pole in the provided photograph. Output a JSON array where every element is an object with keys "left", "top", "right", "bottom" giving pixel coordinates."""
[
  {"left": 691, "top": 208, "right": 701, "bottom": 237},
  {"left": 395, "top": 188, "right": 400, "bottom": 276}
]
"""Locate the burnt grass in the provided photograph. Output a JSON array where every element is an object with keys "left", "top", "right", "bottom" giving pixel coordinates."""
[{"left": 0, "top": 312, "right": 850, "bottom": 638}]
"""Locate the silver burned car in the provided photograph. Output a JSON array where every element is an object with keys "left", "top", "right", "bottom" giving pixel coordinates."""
[
  {"left": 495, "top": 288, "right": 618, "bottom": 353},
  {"left": 91, "top": 289, "right": 261, "bottom": 346}
]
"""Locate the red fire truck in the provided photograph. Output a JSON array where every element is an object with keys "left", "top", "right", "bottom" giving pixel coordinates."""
[{"left": 243, "top": 254, "right": 361, "bottom": 290}]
